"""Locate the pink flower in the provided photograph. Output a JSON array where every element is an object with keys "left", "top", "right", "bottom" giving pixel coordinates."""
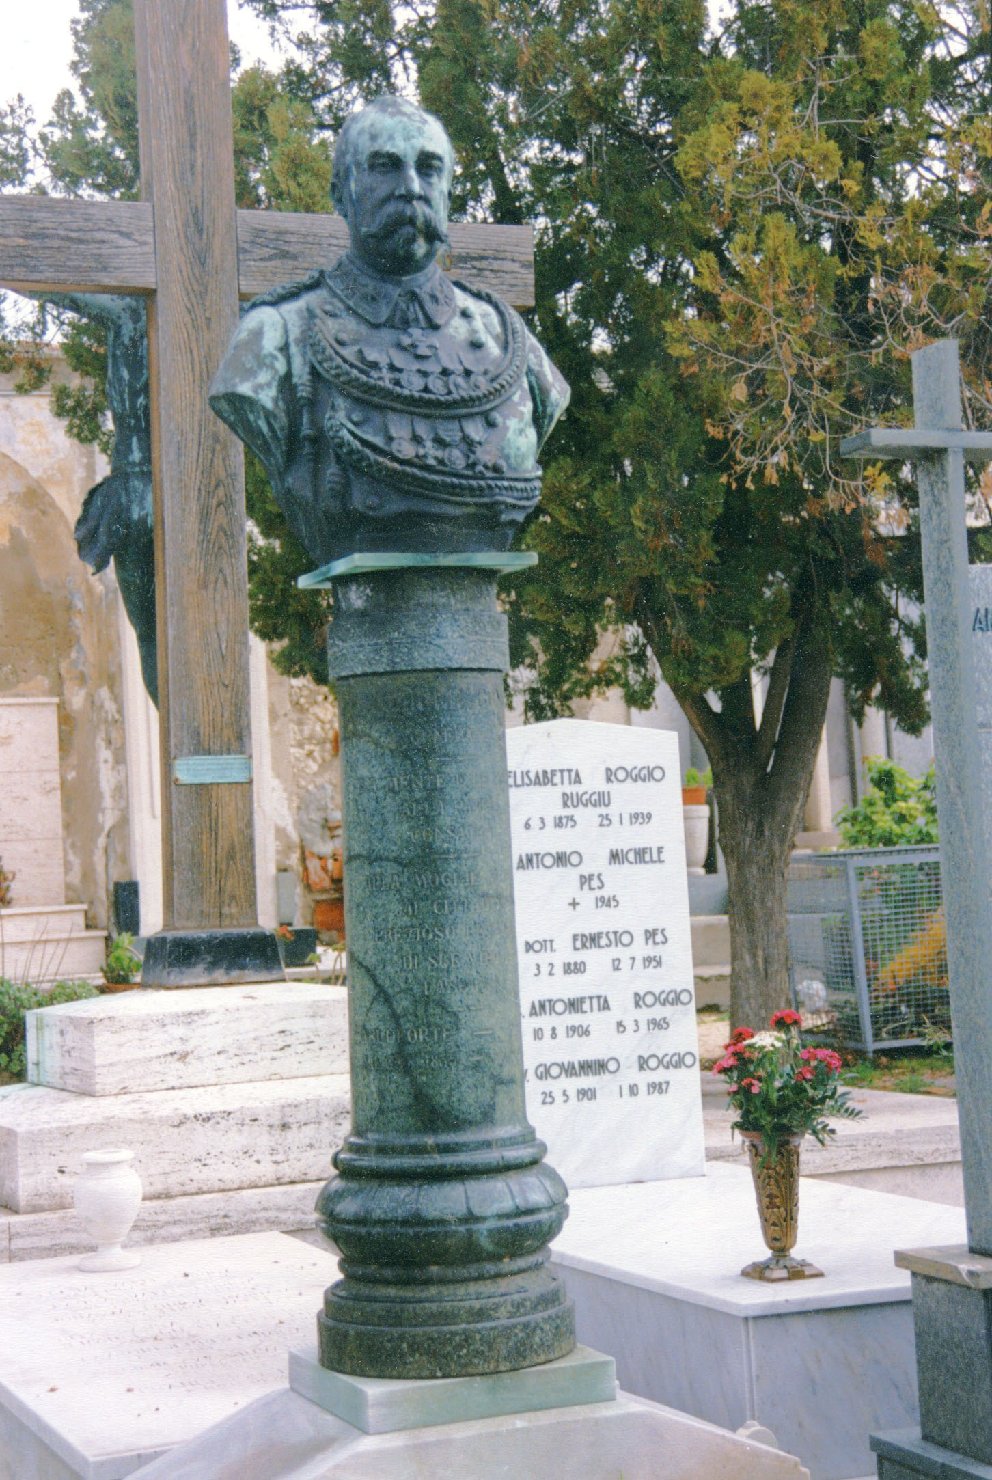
[
  {"left": 770, "top": 1009, "right": 802, "bottom": 1029},
  {"left": 795, "top": 1066, "right": 814, "bottom": 1082},
  {"left": 740, "top": 1077, "right": 762, "bottom": 1094}
]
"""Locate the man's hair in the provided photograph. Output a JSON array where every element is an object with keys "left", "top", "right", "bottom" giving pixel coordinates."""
[{"left": 331, "top": 96, "right": 455, "bottom": 214}]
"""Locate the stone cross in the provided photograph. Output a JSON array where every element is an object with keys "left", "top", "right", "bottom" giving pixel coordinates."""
[
  {"left": 842, "top": 339, "right": 992, "bottom": 1256},
  {"left": 0, "top": 0, "right": 532, "bottom": 985}
]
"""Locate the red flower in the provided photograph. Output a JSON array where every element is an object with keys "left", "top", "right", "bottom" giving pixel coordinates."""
[
  {"left": 770, "top": 1009, "right": 802, "bottom": 1028},
  {"left": 727, "top": 1026, "right": 756, "bottom": 1046},
  {"left": 740, "top": 1077, "right": 762, "bottom": 1094},
  {"left": 795, "top": 1066, "right": 814, "bottom": 1082},
  {"left": 800, "top": 1046, "right": 842, "bottom": 1072}
]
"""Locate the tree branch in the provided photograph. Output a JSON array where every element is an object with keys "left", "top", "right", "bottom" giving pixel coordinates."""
[{"left": 754, "top": 633, "right": 796, "bottom": 773}]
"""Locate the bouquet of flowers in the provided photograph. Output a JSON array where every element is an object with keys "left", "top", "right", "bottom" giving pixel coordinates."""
[{"left": 713, "top": 1009, "right": 863, "bottom": 1154}]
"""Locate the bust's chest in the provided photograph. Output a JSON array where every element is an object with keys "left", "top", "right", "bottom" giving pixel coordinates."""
[{"left": 305, "top": 292, "right": 539, "bottom": 484}]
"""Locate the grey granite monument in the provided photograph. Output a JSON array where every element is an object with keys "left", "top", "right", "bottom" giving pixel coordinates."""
[
  {"left": 843, "top": 340, "right": 992, "bottom": 1479},
  {"left": 211, "top": 95, "right": 575, "bottom": 1379}
]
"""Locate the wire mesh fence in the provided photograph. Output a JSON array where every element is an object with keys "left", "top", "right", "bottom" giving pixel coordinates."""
[{"left": 786, "top": 845, "right": 945, "bottom": 1054}]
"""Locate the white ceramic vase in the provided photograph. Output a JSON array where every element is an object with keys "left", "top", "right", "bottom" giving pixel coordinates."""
[
  {"left": 73, "top": 1149, "right": 143, "bottom": 1271},
  {"left": 682, "top": 802, "right": 710, "bottom": 875}
]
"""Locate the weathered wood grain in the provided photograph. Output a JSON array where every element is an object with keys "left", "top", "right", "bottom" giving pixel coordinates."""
[
  {"left": 0, "top": 199, "right": 535, "bottom": 308},
  {"left": 135, "top": 0, "right": 257, "bottom": 930},
  {"left": 0, "top": 198, "right": 155, "bottom": 294},
  {"left": 236, "top": 215, "right": 535, "bottom": 308}
]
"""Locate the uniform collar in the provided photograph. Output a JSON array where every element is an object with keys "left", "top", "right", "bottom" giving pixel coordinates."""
[{"left": 326, "top": 253, "right": 456, "bottom": 329}]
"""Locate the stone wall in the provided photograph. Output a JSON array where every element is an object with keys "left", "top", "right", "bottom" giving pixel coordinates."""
[
  {"left": 0, "top": 356, "right": 342, "bottom": 935},
  {"left": 0, "top": 368, "right": 130, "bottom": 930}
]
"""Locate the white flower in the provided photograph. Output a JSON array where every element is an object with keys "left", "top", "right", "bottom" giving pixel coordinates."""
[{"left": 749, "top": 1031, "right": 786, "bottom": 1049}]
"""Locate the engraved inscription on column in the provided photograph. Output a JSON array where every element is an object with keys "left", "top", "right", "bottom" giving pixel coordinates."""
[{"left": 341, "top": 670, "right": 523, "bottom": 1134}]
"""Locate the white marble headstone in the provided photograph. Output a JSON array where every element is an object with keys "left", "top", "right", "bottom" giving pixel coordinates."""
[{"left": 507, "top": 719, "right": 705, "bottom": 1188}]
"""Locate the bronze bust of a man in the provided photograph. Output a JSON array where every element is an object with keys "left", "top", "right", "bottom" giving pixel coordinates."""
[{"left": 209, "top": 95, "right": 569, "bottom": 563}]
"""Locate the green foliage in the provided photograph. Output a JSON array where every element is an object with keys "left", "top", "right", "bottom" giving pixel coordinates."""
[
  {"left": 683, "top": 767, "right": 712, "bottom": 788},
  {"left": 102, "top": 932, "right": 140, "bottom": 986},
  {"left": 0, "top": 858, "right": 13, "bottom": 907},
  {"left": 835, "top": 757, "right": 939, "bottom": 848},
  {"left": 0, "top": 979, "right": 99, "bottom": 1079}
]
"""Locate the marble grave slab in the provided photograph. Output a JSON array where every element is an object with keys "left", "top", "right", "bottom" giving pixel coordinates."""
[
  {"left": 0, "top": 1230, "right": 340, "bottom": 1480},
  {"left": 551, "top": 1162, "right": 967, "bottom": 1480}
]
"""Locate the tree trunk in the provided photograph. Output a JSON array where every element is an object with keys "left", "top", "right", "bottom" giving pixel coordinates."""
[
  {"left": 718, "top": 792, "right": 796, "bottom": 1029},
  {"left": 681, "top": 609, "right": 835, "bottom": 1029}
]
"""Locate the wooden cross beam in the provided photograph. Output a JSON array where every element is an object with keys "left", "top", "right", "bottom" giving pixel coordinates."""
[
  {"left": 843, "top": 339, "right": 992, "bottom": 1255},
  {"left": 0, "top": 0, "right": 534, "bottom": 985},
  {"left": 0, "top": 199, "right": 534, "bottom": 307}
]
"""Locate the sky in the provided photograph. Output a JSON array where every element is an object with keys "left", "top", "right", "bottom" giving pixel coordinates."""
[{"left": 0, "top": 0, "right": 280, "bottom": 123}]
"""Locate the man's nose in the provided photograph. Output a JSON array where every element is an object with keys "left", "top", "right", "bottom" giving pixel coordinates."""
[{"left": 396, "top": 162, "right": 426, "bottom": 198}]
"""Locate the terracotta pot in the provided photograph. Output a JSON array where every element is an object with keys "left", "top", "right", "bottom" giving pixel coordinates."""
[
  {"left": 100, "top": 980, "right": 140, "bottom": 994},
  {"left": 682, "top": 785, "right": 707, "bottom": 806},
  {"left": 313, "top": 897, "right": 345, "bottom": 934},
  {"left": 739, "top": 1131, "right": 823, "bottom": 1282}
]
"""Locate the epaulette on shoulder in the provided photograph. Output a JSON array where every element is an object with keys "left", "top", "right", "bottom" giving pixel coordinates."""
[
  {"left": 451, "top": 277, "right": 522, "bottom": 321},
  {"left": 247, "top": 269, "right": 326, "bottom": 311}
]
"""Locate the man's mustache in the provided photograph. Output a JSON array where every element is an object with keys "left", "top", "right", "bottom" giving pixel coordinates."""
[{"left": 365, "top": 204, "right": 449, "bottom": 248}]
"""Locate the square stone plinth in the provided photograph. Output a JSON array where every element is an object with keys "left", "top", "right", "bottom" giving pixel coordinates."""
[
  {"left": 551, "top": 1163, "right": 967, "bottom": 1479},
  {"left": 0, "top": 1231, "right": 341, "bottom": 1480},
  {"left": 26, "top": 983, "right": 349, "bottom": 1096},
  {"left": 894, "top": 1247, "right": 992, "bottom": 1464},
  {"left": 288, "top": 1343, "right": 616, "bottom": 1432},
  {"left": 127, "top": 1387, "right": 811, "bottom": 1479},
  {"left": 873, "top": 1428, "right": 992, "bottom": 1478}
]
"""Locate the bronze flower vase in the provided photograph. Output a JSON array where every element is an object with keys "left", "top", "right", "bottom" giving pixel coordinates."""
[{"left": 740, "top": 1132, "right": 824, "bottom": 1281}]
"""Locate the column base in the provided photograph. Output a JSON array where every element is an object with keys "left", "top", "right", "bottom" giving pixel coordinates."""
[
  {"left": 319, "top": 1263, "right": 575, "bottom": 1379},
  {"left": 140, "top": 927, "right": 284, "bottom": 987},
  {"left": 873, "top": 1428, "right": 992, "bottom": 1478},
  {"left": 291, "top": 1342, "right": 614, "bottom": 1432}
]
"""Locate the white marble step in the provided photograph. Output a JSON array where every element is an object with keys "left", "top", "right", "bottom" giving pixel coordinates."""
[
  {"left": 27, "top": 982, "right": 350, "bottom": 1095},
  {"left": 0, "top": 903, "right": 87, "bottom": 940},
  {"left": 0, "top": 928, "right": 106, "bottom": 983},
  {"left": 0, "top": 1179, "right": 327, "bottom": 1263},
  {"left": 0, "top": 1073, "right": 350, "bottom": 1213}
]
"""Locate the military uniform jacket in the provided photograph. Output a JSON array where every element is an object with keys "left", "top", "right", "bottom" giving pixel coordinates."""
[{"left": 209, "top": 254, "right": 569, "bottom": 564}]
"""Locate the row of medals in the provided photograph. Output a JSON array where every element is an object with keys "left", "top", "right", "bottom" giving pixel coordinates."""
[{"left": 325, "top": 312, "right": 516, "bottom": 476}]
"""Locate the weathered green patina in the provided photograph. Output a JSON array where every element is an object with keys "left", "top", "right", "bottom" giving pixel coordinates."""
[
  {"left": 211, "top": 95, "right": 573, "bottom": 1379},
  {"left": 209, "top": 96, "right": 568, "bottom": 564},
  {"left": 35, "top": 294, "right": 158, "bottom": 704}
]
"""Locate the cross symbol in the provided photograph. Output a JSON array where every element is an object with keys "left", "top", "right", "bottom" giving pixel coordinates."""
[
  {"left": 568, "top": 898, "right": 581, "bottom": 910},
  {"left": 0, "top": 0, "right": 533, "bottom": 985},
  {"left": 843, "top": 338, "right": 992, "bottom": 1256}
]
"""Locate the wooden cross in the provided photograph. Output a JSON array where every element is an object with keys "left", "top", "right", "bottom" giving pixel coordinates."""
[
  {"left": 843, "top": 339, "right": 992, "bottom": 1255},
  {"left": 0, "top": 0, "right": 533, "bottom": 984}
]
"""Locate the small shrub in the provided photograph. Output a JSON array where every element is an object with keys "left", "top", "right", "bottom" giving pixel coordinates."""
[
  {"left": 835, "top": 758, "right": 938, "bottom": 849},
  {"left": 0, "top": 979, "right": 99, "bottom": 1079},
  {"left": 683, "top": 766, "right": 713, "bottom": 788},
  {"left": 0, "top": 859, "right": 13, "bottom": 907},
  {"left": 102, "top": 933, "right": 141, "bottom": 986}
]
